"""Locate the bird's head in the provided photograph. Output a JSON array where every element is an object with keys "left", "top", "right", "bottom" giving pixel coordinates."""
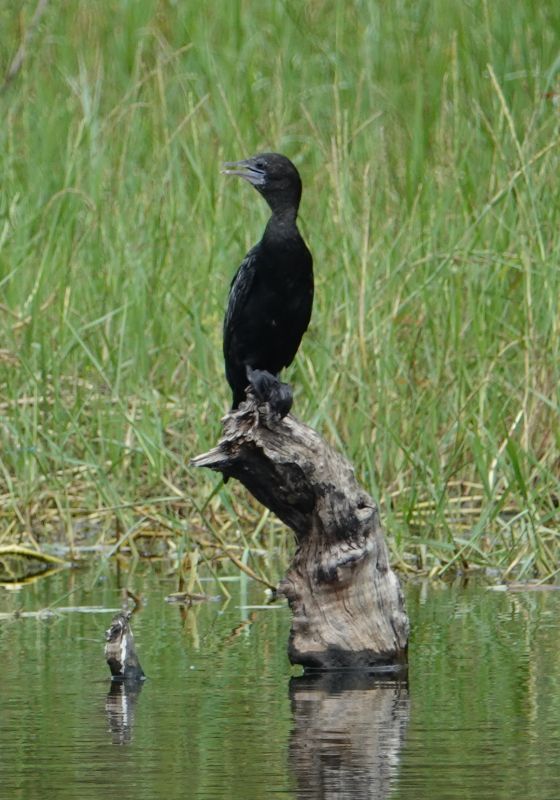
[{"left": 222, "top": 152, "right": 302, "bottom": 214}]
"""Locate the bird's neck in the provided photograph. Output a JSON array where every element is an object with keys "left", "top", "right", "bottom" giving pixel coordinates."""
[{"left": 263, "top": 207, "right": 300, "bottom": 246}]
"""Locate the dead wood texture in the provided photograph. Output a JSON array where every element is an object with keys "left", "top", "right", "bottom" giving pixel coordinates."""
[{"left": 192, "top": 398, "right": 409, "bottom": 670}]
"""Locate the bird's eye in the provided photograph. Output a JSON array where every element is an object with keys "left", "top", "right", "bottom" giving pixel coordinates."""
[{"left": 254, "top": 160, "right": 266, "bottom": 170}]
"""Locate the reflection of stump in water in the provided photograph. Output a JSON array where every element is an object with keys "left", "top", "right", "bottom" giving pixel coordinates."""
[
  {"left": 105, "top": 681, "right": 144, "bottom": 746},
  {"left": 193, "top": 399, "right": 409, "bottom": 669},
  {"left": 289, "top": 673, "right": 409, "bottom": 800}
]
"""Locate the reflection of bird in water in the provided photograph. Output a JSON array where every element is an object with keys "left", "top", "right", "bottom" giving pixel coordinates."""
[{"left": 222, "top": 153, "right": 314, "bottom": 417}]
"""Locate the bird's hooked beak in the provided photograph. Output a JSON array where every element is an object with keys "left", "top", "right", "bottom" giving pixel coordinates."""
[{"left": 221, "top": 159, "right": 266, "bottom": 187}]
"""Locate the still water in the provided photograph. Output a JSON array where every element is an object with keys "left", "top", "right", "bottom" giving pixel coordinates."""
[{"left": 1, "top": 562, "right": 560, "bottom": 799}]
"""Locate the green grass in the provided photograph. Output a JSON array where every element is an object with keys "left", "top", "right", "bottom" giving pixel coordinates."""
[{"left": 1, "top": 0, "right": 559, "bottom": 578}]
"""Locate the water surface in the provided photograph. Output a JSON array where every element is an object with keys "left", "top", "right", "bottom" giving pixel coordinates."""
[{"left": 1, "top": 563, "right": 559, "bottom": 799}]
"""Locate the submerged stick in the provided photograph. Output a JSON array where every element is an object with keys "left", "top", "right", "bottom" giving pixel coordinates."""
[
  {"left": 104, "top": 611, "right": 145, "bottom": 681},
  {"left": 192, "top": 397, "right": 409, "bottom": 670},
  {"left": 0, "top": 545, "right": 65, "bottom": 565}
]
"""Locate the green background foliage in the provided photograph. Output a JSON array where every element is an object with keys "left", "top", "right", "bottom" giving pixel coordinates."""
[{"left": 1, "top": 1, "right": 559, "bottom": 576}]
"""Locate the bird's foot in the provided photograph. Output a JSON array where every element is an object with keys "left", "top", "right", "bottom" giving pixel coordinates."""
[{"left": 245, "top": 367, "right": 293, "bottom": 418}]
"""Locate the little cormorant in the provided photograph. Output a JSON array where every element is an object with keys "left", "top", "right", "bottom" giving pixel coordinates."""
[{"left": 222, "top": 152, "right": 314, "bottom": 417}]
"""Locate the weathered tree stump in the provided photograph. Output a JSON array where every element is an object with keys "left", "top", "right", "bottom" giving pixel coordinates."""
[{"left": 192, "top": 398, "right": 409, "bottom": 670}]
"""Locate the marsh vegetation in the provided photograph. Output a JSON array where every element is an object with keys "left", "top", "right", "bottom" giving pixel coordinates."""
[{"left": 1, "top": 1, "right": 559, "bottom": 580}]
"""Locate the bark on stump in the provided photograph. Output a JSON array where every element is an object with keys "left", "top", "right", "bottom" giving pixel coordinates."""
[{"left": 192, "top": 398, "right": 409, "bottom": 670}]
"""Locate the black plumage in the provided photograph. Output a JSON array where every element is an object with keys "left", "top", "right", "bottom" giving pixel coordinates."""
[{"left": 222, "top": 152, "right": 314, "bottom": 416}]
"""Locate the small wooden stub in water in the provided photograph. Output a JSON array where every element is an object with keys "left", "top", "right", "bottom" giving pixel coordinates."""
[
  {"left": 192, "top": 397, "right": 409, "bottom": 670},
  {"left": 105, "top": 611, "right": 145, "bottom": 681}
]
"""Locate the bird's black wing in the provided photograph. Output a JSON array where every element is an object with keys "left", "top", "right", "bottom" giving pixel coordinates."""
[
  {"left": 223, "top": 245, "right": 260, "bottom": 406},
  {"left": 223, "top": 247, "right": 258, "bottom": 339},
  {"left": 277, "top": 258, "right": 313, "bottom": 370}
]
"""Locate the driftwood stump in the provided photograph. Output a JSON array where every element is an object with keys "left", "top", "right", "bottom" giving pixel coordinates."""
[
  {"left": 192, "top": 398, "right": 409, "bottom": 670},
  {"left": 105, "top": 611, "right": 145, "bottom": 681},
  {"left": 103, "top": 612, "right": 145, "bottom": 744}
]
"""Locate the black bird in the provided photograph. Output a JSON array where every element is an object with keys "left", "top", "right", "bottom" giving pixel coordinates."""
[{"left": 222, "top": 152, "right": 313, "bottom": 417}]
